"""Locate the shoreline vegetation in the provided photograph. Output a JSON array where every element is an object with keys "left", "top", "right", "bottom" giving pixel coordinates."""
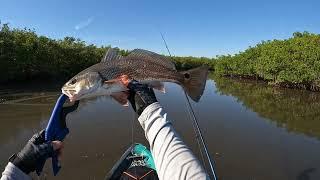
[
  {"left": 1, "top": 23, "right": 320, "bottom": 91},
  {"left": 214, "top": 32, "right": 320, "bottom": 91}
]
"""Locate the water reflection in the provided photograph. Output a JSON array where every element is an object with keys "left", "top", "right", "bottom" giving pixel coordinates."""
[
  {"left": 213, "top": 76, "right": 320, "bottom": 140},
  {"left": 1, "top": 79, "right": 320, "bottom": 179}
]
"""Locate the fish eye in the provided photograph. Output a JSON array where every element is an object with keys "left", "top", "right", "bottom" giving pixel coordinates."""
[{"left": 70, "top": 79, "right": 77, "bottom": 85}]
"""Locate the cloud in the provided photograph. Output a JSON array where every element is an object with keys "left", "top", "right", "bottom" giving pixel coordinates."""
[{"left": 75, "top": 17, "right": 94, "bottom": 30}]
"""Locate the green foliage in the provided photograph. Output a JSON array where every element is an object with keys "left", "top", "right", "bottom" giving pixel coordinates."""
[
  {"left": 170, "top": 56, "right": 216, "bottom": 71},
  {"left": 0, "top": 23, "right": 107, "bottom": 83},
  {"left": 0, "top": 23, "right": 215, "bottom": 83},
  {"left": 215, "top": 32, "right": 320, "bottom": 89}
]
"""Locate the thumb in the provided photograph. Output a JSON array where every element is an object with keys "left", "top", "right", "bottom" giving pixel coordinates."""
[{"left": 52, "top": 141, "right": 64, "bottom": 161}]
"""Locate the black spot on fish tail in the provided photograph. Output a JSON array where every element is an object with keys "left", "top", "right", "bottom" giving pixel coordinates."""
[{"left": 181, "top": 66, "right": 209, "bottom": 102}]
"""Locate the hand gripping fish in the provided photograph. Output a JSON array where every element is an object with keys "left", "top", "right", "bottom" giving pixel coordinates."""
[{"left": 62, "top": 48, "right": 209, "bottom": 105}]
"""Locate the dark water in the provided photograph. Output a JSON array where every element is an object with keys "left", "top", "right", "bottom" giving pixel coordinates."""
[{"left": 1, "top": 77, "right": 320, "bottom": 180}]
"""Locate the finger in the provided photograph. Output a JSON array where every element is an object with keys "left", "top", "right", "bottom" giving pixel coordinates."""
[
  {"left": 119, "top": 75, "right": 130, "bottom": 87},
  {"left": 30, "top": 130, "right": 46, "bottom": 144},
  {"left": 57, "top": 149, "right": 63, "bottom": 161},
  {"left": 52, "top": 141, "right": 63, "bottom": 151},
  {"left": 52, "top": 141, "right": 64, "bottom": 161}
]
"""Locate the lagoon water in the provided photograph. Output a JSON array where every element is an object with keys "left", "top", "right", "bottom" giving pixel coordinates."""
[{"left": 1, "top": 77, "right": 320, "bottom": 179}]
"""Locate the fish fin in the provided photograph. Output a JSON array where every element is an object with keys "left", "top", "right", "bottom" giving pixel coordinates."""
[
  {"left": 101, "top": 48, "right": 123, "bottom": 63},
  {"left": 104, "top": 77, "right": 129, "bottom": 91},
  {"left": 181, "top": 65, "right": 209, "bottom": 102},
  {"left": 104, "top": 79, "right": 120, "bottom": 84},
  {"left": 149, "top": 81, "right": 166, "bottom": 93},
  {"left": 111, "top": 92, "right": 129, "bottom": 106},
  {"left": 127, "top": 49, "right": 176, "bottom": 70}
]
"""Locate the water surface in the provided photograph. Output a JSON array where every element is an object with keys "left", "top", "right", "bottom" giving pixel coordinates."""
[{"left": 1, "top": 77, "right": 320, "bottom": 179}]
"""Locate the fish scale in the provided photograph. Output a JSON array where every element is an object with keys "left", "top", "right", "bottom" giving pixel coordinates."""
[{"left": 96, "top": 57, "right": 182, "bottom": 83}]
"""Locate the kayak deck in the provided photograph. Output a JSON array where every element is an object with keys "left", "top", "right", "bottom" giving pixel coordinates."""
[{"left": 105, "top": 143, "right": 157, "bottom": 180}]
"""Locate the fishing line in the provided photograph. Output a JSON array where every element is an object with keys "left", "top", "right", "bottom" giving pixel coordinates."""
[
  {"left": 183, "top": 92, "right": 207, "bottom": 170},
  {"left": 131, "top": 111, "right": 137, "bottom": 177},
  {"left": 160, "top": 32, "right": 218, "bottom": 180}
]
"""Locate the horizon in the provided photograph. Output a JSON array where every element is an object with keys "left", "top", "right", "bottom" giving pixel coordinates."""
[{"left": 1, "top": 0, "right": 319, "bottom": 57}]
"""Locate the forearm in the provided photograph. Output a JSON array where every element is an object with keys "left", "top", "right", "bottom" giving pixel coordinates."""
[
  {"left": 138, "top": 102, "right": 209, "bottom": 180},
  {"left": 1, "top": 163, "right": 31, "bottom": 180}
]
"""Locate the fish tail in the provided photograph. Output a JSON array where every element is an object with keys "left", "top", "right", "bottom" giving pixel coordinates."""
[{"left": 180, "top": 65, "right": 209, "bottom": 102}]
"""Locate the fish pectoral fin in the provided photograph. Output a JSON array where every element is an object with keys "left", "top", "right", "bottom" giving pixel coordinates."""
[
  {"left": 104, "top": 79, "right": 120, "bottom": 84},
  {"left": 111, "top": 92, "right": 129, "bottom": 107},
  {"left": 105, "top": 75, "right": 130, "bottom": 87},
  {"left": 149, "top": 81, "right": 166, "bottom": 93},
  {"left": 103, "top": 79, "right": 129, "bottom": 91}
]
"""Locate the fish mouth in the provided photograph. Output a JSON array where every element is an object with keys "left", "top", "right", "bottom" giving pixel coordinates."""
[
  {"left": 62, "top": 89, "right": 78, "bottom": 102},
  {"left": 68, "top": 96, "right": 78, "bottom": 102}
]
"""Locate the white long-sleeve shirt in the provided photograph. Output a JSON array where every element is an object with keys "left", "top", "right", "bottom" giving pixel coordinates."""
[
  {"left": 1, "top": 163, "right": 30, "bottom": 180},
  {"left": 138, "top": 102, "right": 209, "bottom": 180},
  {"left": 1, "top": 102, "right": 209, "bottom": 180}
]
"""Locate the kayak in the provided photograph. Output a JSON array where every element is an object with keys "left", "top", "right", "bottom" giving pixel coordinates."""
[{"left": 105, "top": 143, "right": 158, "bottom": 180}]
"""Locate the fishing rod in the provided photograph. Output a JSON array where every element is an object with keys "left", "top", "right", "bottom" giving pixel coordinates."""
[{"left": 160, "top": 33, "right": 218, "bottom": 180}]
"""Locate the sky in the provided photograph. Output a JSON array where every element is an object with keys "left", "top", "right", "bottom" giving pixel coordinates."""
[{"left": 0, "top": 0, "right": 319, "bottom": 57}]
